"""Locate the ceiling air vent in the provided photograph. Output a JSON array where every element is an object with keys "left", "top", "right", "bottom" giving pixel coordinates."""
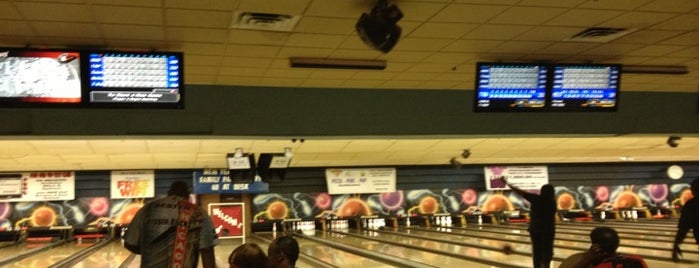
[
  {"left": 565, "top": 27, "right": 636, "bottom": 43},
  {"left": 230, "top": 12, "right": 300, "bottom": 32}
]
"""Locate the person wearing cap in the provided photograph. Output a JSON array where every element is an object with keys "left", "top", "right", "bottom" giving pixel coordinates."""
[{"left": 124, "top": 181, "right": 218, "bottom": 268}]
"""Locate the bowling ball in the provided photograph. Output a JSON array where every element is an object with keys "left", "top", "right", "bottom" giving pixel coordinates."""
[
  {"left": 337, "top": 198, "right": 371, "bottom": 217},
  {"left": 31, "top": 207, "right": 56, "bottom": 227},
  {"left": 614, "top": 191, "right": 640, "bottom": 208},
  {"left": 419, "top": 196, "right": 438, "bottom": 214},
  {"left": 482, "top": 195, "right": 512, "bottom": 212},
  {"left": 461, "top": 189, "right": 477, "bottom": 205},
  {"left": 595, "top": 186, "right": 609, "bottom": 202},
  {"left": 502, "top": 244, "right": 513, "bottom": 255},
  {"left": 380, "top": 191, "right": 403, "bottom": 210},
  {"left": 648, "top": 184, "right": 668, "bottom": 202},
  {"left": 89, "top": 197, "right": 109, "bottom": 216},
  {"left": 315, "top": 193, "right": 331, "bottom": 209},
  {"left": 557, "top": 193, "right": 575, "bottom": 210},
  {"left": 119, "top": 204, "right": 142, "bottom": 224},
  {"left": 267, "top": 201, "right": 288, "bottom": 219}
]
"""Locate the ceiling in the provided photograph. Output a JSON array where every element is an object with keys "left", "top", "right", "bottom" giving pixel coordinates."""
[{"left": 1, "top": 0, "right": 698, "bottom": 172}]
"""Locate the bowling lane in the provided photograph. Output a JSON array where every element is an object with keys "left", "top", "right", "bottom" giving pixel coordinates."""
[
  {"left": 0, "top": 241, "right": 60, "bottom": 260},
  {"left": 4, "top": 241, "right": 92, "bottom": 267},
  {"left": 255, "top": 232, "right": 393, "bottom": 267},
  {"left": 406, "top": 226, "right": 699, "bottom": 265},
  {"left": 71, "top": 240, "right": 134, "bottom": 268},
  {"left": 326, "top": 229, "right": 542, "bottom": 268}
]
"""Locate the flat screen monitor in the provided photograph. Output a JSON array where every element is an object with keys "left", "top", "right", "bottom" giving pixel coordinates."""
[
  {"left": 84, "top": 51, "right": 184, "bottom": 108},
  {"left": 474, "top": 62, "right": 548, "bottom": 112},
  {"left": 0, "top": 48, "right": 82, "bottom": 107},
  {"left": 550, "top": 64, "right": 620, "bottom": 111}
]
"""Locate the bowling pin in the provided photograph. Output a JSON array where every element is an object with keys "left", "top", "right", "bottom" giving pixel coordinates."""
[
  {"left": 632, "top": 210, "right": 637, "bottom": 220},
  {"left": 600, "top": 211, "right": 606, "bottom": 221},
  {"left": 272, "top": 222, "right": 277, "bottom": 233},
  {"left": 406, "top": 217, "right": 411, "bottom": 227},
  {"left": 656, "top": 209, "right": 662, "bottom": 216},
  {"left": 477, "top": 215, "right": 483, "bottom": 225},
  {"left": 436, "top": 216, "right": 441, "bottom": 226}
]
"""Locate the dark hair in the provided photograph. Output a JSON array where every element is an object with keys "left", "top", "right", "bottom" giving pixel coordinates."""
[
  {"left": 229, "top": 243, "right": 271, "bottom": 268},
  {"left": 691, "top": 178, "right": 699, "bottom": 196},
  {"left": 268, "top": 235, "right": 300, "bottom": 267},
  {"left": 540, "top": 184, "right": 554, "bottom": 200},
  {"left": 167, "top": 181, "right": 190, "bottom": 198},
  {"left": 590, "top": 227, "right": 620, "bottom": 254}
]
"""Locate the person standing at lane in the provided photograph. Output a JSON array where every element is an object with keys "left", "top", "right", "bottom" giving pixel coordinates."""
[
  {"left": 500, "top": 176, "right": 557, "bottom": 268},
  {"left": 672, "top": 178, "right": 699, "bottom": 262},
  {"left": 124, "top": 181, "right": 218, "bottom": 268}
]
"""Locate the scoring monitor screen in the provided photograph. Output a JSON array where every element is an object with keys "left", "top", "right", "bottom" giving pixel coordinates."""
[
  {"left": 86, "top": 51, "right": 183, "bottom": 108},
  {"left": 0, "top": 49, "right": 82, "bottom": 106},
  {"left": 475, "top": 62, "right": 548, "bottom": 112},
  {"left": 550, "top": 64, "right": 620, "bottom": 111}
]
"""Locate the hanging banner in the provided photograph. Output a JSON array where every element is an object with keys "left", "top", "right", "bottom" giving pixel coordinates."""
[
  {"left": 209, "top": 203, "right": 245, "bottom": 241},
  {"left": 485, "top": 166, "right": 549, "bottom": 190},
  {"left": 110, "top": 170, "right": 155, "bottom": 199},
  {"left": 2, "top": 171, "right": 75, "bottom": 202},
  {"left": 325, "top": 168, "right": 396, "bottom": 195},
  {"left": 192, "top": 169, "right": 268, "bottom": 194}
]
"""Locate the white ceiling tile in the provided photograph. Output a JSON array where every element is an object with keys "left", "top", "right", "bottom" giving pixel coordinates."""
[
  {"left": 309, "top": 70, "right": 356, "bottom": 80},
  {"left": 666, "top": 46, "right": 699, "bottom": 57},
  {"left": 277, "top": 47, "right": 333, "bottom": 58},
  {"left": 91, "top": 0, "right": 162, "bottom": 7},
  {"left": 285, "top": 33, "right": 347, "bottom": 48},
  {"left": 408, "top": 22, "right": 478, "bottom": 39},
  {"left": 545, "top": 9, "right": 624, "bottom": 27},
  {"left": 463, "top": 25, "right": 532, "bottom": 40},
  {"left": 393, "top": 38, "right": 452, "bottom": 51},
  {"left": 625, "top": 45, "right": 687, "bottom": 57},
  {"left": 393, "top": 71, "right": 440, "bottom": 80},
  {"left": 614, "top": 30, "right": 686, "bottom": 44},
  {"left": 442, "top": 40, "right": 504, "bottom": 53},
  {"left": 516, "top": 26, "right": 586, "bottom": 41},
  {"left": 92, "top": 5, "right": 164, "bottom": 25},
  {"left": 225, "top": 44, "right": 279, "bottom": 57},
  {"left": 0, "top": 20, "right": 34, "bottom": 35},
  {"left": 491, "top": 6, "right": 567, "bottom": 25},
  {"left": 0, "top": 2, "right": 21, "bottom": 19},
  {"left": 221, "top": 56, "right": 272, "bottom": 67},
  {"left": 351, "top": 71, "right": 400, "bottom": 80},
  {"left": 31, "top": 22, "right": 101, "bottom": 38},
  {"left": 186, "top": 55, "right": 223, "bottom": 66},
  {"left": 305, "top": 0, "right": 365, "bottom": 19},
  {"left": 101, "top": 24, "right": 165, "bottom": 40},
  {"left": 165, "top": 0, "right": 238, "bottom": 10},
  {"left": 405, "top": 63, "right": 453, "bottom": 73},
  {"left": 517, "top": 0, "right": 587, "bottom": 7},
  {"left": 14, "top": 2, "right": 92, "bottom": 22},
  {"left": 166, "top": 28, "right": 228, "bottom": 43},
  {"left": 294, "top": 17, "right": 356, "bottom": 35},
  {"left": 329, "top": 49, "right": 383, "bottom": 59},
  {"left": 170, "top": 42, "right": 227, "bottom": 55},
  {"left": 660, "top": 32, "right": 699, "bottom": 46},
  {"left": 264, "top": 69, "right": 311, "bottom": 79},
  {"left": 397, "top": 1, "right": 449, "bottom": 22},
  {"left": 381, "top": 51, "right": 432, "bottom": 62},
  {"left": 537, "top": 42, "right": 600, "bottom": 55},
  {"left": 577, "top": 0, "right": 655, "bottom": 10},
  {"left": 579, "top": 43, "right": 645, "bottom": 56},
  {"left": 106, "top": 40, "right": 168, "bottom": 50},
  {"left": 492, "top": 41, "right": 551, "bottom": 54},
  {"left": 601, "top": 12, "right": 676, "bottom": 29},
  {"left": 165, "top": 9, "right": 231, "bottom": 28},
  {"left": 423, "top": 52, "right": 475, "bottom": 64},
  {"left": 90, "top": 140, "right": 148, "bottom": 154},
  {"left": 431, "top": 4, "right": 509, "bottom": 23},
  {"left": 638, "top": 0, "right": 699, "bottom": 13},
  {"left": 220, "top": 67, "right": 267, "bottom": 77},
  {"left": 228, "top": 29, "right": 289, "bottom": 45},
  {"left": 341, "top": 79, "right": 385, "bottom": 88},
  {"left": 650, "top": 14, "right": 699, "bottom": 31},
  {"left": 186, "top": 65, "right": 220, "bottom": 75}
]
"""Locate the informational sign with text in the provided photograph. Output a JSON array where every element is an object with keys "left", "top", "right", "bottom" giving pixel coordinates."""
[
  {"left": 110, "top": 170, "right": 155, "bottom": 199},
  {"left": 192, "top": 169, "right": 268, "bottom": 194},
  {"left": 208, "top": 203, "right": 245, "bottom": 242},
  {"left": 325, "top": 168, "right": 396, "bottom": 195},
  {"left": 3, "top": 171, "right": 75, "bottom": 202},
  {"left": 485, "top": 166, "right": 549, "bottom": 190}
]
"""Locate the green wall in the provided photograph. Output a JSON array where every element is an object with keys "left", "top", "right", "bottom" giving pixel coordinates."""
[{"left": 1, "top": 85, "right": 697, "bottom": 136}]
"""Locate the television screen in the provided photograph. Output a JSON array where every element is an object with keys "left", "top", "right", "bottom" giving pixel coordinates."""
[
  {"left": 0, "top": 48, "right": 82, "bottom": 107},
  {"left": 550, "top": 64, "right": 620, "bottom": 111},
  {"left": 84, "top": 51, "right": 183, "bottom": 108},
  {"left": 474, "top": 62, "right": 548, "bottom": 112}
]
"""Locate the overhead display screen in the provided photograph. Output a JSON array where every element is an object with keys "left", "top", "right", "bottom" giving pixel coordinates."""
[
  {"left": 551, "top": 64, "right": 620, "bottom": 111},
  {"left": 0, "top": 49, "right": 82, "bottom": 106},
  {"left": 86, "top": 51, "right": 183, "bottom": 108},
  {"left": 475, "top": 63, "right": 548, "bottom": 112}
]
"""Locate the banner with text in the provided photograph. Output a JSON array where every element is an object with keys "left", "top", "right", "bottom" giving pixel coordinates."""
[
  {"left": 325, "top": 168, "right": 396, "bottom": 195},
  {"left": 192, "top": 169, "right": 269, "bottom": 194},
  {"left": 110, "top": 170, "right": 155, "bottom": 199},
  {"left": 209, "top": 203, "right": 244, "bottom": 240},
  {"left": 485, "top": 166, "right": 549, "bottom": 190},
  {"left": 3, "top": 171, "right": 75, "bottom": 202}
]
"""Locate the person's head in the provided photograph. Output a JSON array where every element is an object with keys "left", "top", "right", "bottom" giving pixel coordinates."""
[
  {"left": 268, "top": 235, "right": 300, "bottom": 268},
  {"left": 590, "top": 227, "right": 620, "bottom": 255},
  {"left": 229, "top": 243, "right": 271, "bottom": 268},
  {"left": 540, "top": 184, "right": 554, "bottom": 200},
  {"left": 691, "top": 178, "right": 699, "bottom": 196},
  {"left": 167, "top": 181, "right": 190, "bottom": 198}
]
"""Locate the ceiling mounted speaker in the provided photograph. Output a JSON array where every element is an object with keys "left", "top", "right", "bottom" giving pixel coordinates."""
[{"left": 356, "top": 0, "right": 403, "bottom": 53}]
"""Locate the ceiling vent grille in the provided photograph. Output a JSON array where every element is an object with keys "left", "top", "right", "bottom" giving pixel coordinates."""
[
  {"left": 565, "top": 27, "right": 636, "bottom": 43},
  {"left": 230, "top": 12, "right": 300, "bottom": 32}
]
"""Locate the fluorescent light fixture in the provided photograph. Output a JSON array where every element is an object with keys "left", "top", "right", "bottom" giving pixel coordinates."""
[{"left": 290, "top": 57, "right": 386, "bottom": 70}]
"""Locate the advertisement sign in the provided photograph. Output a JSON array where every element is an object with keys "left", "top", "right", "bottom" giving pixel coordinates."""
[
  {"left": 3, "top": 171, "right": 75, "bottom": 202},
  {"left": 485, "top": 166, "right": 549, "bottom": 190},
  {"left": 325, "top": 168, "right": 396, "bottom": 195},
  {"left": 208, "top": 203, "right": 245, "bottom": 242},
  {"left": 192, "top": 169, "right": 269, "bottom": 194},
  {"left": 110, "top": 170, "right": 155, "bottom": 199}
]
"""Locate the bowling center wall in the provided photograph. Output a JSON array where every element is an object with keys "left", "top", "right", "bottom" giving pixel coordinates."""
[{"left": 0, "top": 162, "right": 697, "bottom": 231}]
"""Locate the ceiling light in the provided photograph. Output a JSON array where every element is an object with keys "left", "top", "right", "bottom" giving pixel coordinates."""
[{"left": 619, "top": 156, "right": 634, "bottom": 161}]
